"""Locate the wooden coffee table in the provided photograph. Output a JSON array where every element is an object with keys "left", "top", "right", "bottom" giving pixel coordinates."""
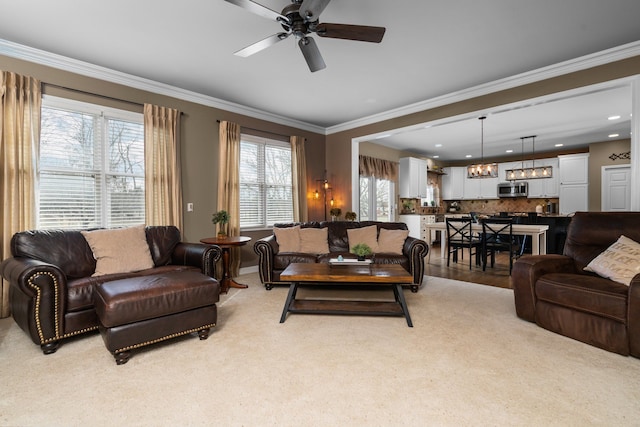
[{"left": 279, "top": 263, "right": 414, "bottom": 327}]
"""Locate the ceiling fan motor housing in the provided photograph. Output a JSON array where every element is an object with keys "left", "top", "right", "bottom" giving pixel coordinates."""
[{"left": 280, "top": 3, "right": 318, "bottom": 37}]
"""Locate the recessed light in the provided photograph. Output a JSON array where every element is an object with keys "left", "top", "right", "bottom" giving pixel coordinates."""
[
  {"left": 432, "top": 155, "right": 439, "bottom": 159},
  {"left": 435, "top": 144, "right": 442, "bottom": 148},
  {"left": 608, "top": 115, "right": 621, "bottom": 120},
  {"left": 609, "top": 133, "right": 619, "bottom": 138},
  {"left": 555, "top": 143, "right": 564, "bottom": 147},
  {"left": 505, "top": 149, "right": 513, "bottom": 153},
  {"left": 465, "top": 155, "right": 472, "bottom": 158}
]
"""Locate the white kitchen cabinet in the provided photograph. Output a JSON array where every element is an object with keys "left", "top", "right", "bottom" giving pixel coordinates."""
[
  {"left": 559, "top": 183, "right": 588, "bottom": 214},
  {"left": 399, "top": 157, "right": 428, "bottom": 198},
  {"left": 399, "top": 214, "right": 436, "bottom": 243},
  {"left": 527, "top": 158, "right": 559, "bottom": 198},
  {"left": 442, "top": 167, "right": 465, "bottom": 200},
  {"left": 558, "top": 154, "right": 589, "bottom": 214},
  {"left": 462, "top": 175, "right": 499, "bottom": 199},
  {"left": 558, "top": 153, "right": 589, "bottom": 185}
]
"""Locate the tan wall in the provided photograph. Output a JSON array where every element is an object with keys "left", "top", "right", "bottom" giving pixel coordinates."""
[
  {"left": 326, "top": 56, "right": 640, "bottom": 212},
  {"left": 1, "top": 54, "right": 325, "bottom": 270},
  {"left": 588, "top": 138, "right": 632, "bottom": 211}
]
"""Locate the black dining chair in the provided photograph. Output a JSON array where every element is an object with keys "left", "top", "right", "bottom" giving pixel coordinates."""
[
  {"left": 481, "top": 218, "right": 520, "bottom": 275},
  {"left": 446, "top": 218, "right": 482, "bottom": 270}
]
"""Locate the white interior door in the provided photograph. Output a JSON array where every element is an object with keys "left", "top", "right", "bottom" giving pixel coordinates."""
[{"left": 601, "top": 165, "right": 631, "bottom": 211}]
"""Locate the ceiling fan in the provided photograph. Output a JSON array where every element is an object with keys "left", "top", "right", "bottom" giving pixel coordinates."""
[{"left": 223, "top": 0, "right": 386, "bottom": 72}]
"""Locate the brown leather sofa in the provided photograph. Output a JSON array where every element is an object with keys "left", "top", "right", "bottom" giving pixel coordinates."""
[
  {"left": 0, "top": 226, "right": 222, "bottom": 355},
  {"left": 254, "top": 221, "right": 429, "bottom": 292},
  {"left": 512, "top": 212, "right": 640, "bottom": 357}
]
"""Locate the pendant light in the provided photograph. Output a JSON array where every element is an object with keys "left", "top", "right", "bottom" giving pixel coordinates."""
[
  {"left": 506, "top": 135, "right": 553, "bottom": 180},
  {"left": 466, "top": 116, "right": 498, "bottom": 179}
]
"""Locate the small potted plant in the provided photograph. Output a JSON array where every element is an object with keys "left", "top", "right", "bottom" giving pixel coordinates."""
[
  {"left": 345, "top": 211, "right": 357, "bottom": 221},
  {"left": 329, "top": 207, "right": 342, "bottom": 221},
  {"left": 211, "top": 210, "right": 230, "bottom": 238},
  {"left": 350, "top": 243, "right": 373, "bottom": 261}
]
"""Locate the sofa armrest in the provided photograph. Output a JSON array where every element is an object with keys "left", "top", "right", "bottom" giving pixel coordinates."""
[
  {"left": 512, "top": 254, "right": 576, "bottom": 322},
  {"left": 254, "top": 235, "right": 279, "bottom": 284},
  {"left": 628, "top": 274, "right": 640, "bottom": 358},
  {"left": 171, "top": 242, "right": 222, "bottom": 278},
  {"left": 0, "top": 257, "right": 67, "bottom": 348},
  {"left": 402, "top": 236, "right": 429, "bottom": 287}
]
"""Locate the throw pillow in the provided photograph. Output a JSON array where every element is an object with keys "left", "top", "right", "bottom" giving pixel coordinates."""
[
  {"left": 377, "top": 228, "right": 409, "bottom": 255},
  {"left": 298, "top": 227, "right": 329, "bottom": 254},
  {"left": 274, "top": 226, "right": 301, "bottom": 252},
  {"left": 584, "top": 235, "right": 640, "bottom": 286},
  {"left": 81, "top": 225, "right": 155, "bottom": 277},
  {"left": 347, "top": 225, "right": 379, "bottom": 253}
]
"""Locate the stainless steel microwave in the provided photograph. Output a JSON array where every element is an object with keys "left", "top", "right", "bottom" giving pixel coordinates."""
[{"left": 497, "top": 182, "right": 528, "bottom": 198}]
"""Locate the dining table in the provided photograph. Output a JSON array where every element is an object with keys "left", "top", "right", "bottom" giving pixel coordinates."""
[{"left": 422, "top": 221, "right": 549, "bottom": 262}]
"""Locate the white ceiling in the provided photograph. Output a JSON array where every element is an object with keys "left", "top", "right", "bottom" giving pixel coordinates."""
[{"left": 1, "top": 0, "right": 639, "bottom": 160}]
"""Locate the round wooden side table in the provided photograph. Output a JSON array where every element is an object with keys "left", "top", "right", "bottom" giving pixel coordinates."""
[{"left": 200, "top": 235, "right": 251, "bottom": 294}]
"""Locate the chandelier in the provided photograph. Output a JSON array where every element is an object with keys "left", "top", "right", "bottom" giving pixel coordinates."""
[
  {"left": 505, "top": 135, "right": 553, "bottom": 180},
  {"left": 467, "top": 116, "right": 498, "bottom": 179}
]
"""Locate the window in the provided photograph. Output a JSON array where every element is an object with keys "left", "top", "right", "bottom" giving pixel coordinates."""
[
  {"left": 359, "top": 176, "right": 394, "bottom": 221},
  {"left": 39, "top": 96, "right": 144, "bottom": 229},
  {"left": 239, "top": 134, "right": 293, "bottom": 229}
]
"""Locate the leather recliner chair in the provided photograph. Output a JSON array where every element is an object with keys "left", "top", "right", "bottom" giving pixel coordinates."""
[{"left": 512, "top": 211, "right": 640, "bottom": 357}]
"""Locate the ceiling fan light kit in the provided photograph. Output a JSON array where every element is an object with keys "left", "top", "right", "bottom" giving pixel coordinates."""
[
  {"left": 505, "top": 135, "right": 553, "bottom": 180},
  {"left": 224, "top": 0, "right": 386, "bottom": 72},
  {"left": 467, "top": 116, "right": 498, "bottom": 179}
]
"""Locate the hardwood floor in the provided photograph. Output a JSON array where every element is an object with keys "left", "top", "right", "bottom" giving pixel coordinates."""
[{"left": 424, "top": 244, "right": 514, "bottom": 289}]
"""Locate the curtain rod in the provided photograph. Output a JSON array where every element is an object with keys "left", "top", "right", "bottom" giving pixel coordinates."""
[
  {"left": 43, "top": 83, "right": 144, "bottom": 108},
  {"left": 43, "top": 82, "right": 183, "bottom": 115},
  {"left": 216, "top": 120, "right": 290, "bottom": 139}
]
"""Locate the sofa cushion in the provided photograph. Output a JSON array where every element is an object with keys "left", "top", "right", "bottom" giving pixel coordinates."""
[
  {"left": 377, "top": 228, "right": 409, "bottom": 254},
  {"left": 10, "top": 229, "right": 96, "bottom": 279},
  {"left": 145, "top": 226, "right": 181, "bottom": 266},
  {"left": 536, "top": 273, "right": 628, "bottom": 323},
  {"left": 81, "top": 225, "right": 155, "bottom": 277},
  {"left": 273, "top": 226, "right": 301, "bottom": 252},
  {"left": 584, "top": 235, "right": 640, "bottom": 286},
  {"left": 299, "top": 227, "right": 329, "bottom": 254},
  {"left": 274, "top": 253, "right": 318, "bottom": 270},
  {"left": 347, "top": 225, "right": 379, "bottom": 253}
]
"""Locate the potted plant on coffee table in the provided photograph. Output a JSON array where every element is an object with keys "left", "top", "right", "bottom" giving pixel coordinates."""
[
  {"left": 211, "top": 210, "right": 230, "bottom": 238},
  {"left": 350, "top": 243, "right": 373, "bottom": 261}
]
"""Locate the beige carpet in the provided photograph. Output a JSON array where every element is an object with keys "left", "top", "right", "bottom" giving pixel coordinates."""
[{"left": 1, "top": 274, "right": 639, "bottom": 426}]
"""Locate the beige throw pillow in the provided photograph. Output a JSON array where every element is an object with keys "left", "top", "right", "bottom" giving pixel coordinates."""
[
  {"left": 274, "top": 226, "right": 301, "bottom": 252},
  {"left": 584, "top": 235, "right": 640, "bottom": 286},
  {"left": 377, "top": 228, "right": 409, "bottom": 255},
  {"left": 81, "top": 225, "right": 155, "bottom": 277},
  {"left": 298, "top": 227, "right": 329, "bottom": 254},
  {"left": 347, "top": 225, "right": 379, "bottom": 253}
]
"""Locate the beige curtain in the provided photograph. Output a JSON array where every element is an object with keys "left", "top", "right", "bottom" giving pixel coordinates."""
[
  {"left": 359, "top": 155, "right": 398, "bottom": 181},
  {"left": 290, "top": 135, "right": 308, "bottom": 222},
  {"left": 218, "top": 121, "right": 241, "bottom": 276},
  {"left": 0, "top": 71, "right": 41, "bottom": 318},
  {"left": 144, "top": 104, "right": 183, "bottom": 230}
]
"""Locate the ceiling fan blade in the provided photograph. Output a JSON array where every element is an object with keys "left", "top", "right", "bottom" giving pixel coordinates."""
[
  {"left": 316, "top": 23, "right": 386, "bottom": 43},
  {"left": 298, "top": 37, "right": 326, "bottom": 72},
  {"left": 234, "top": 32, "right": 290, "bottom": 57},
  {"left": 299, "top": 0, "right": 331, "bottom": 21},
  {"left": 223, "top": 0, "right": 289, "bottom": 24}
]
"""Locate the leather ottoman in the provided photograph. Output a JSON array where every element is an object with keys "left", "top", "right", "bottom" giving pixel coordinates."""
[{"left": 94, "top": 271, "right": 220, "bottom": 364}]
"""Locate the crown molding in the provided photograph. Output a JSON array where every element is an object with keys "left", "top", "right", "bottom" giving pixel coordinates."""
[
  {"left": 326, "top": 40, "right": 640, "bottom": 135},
  {"left": 0, "top": 39, "right": 325, "bottom": 135}
]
